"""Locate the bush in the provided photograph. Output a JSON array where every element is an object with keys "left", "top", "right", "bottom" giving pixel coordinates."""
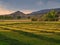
[{"left": 31, "top": 18, "right": 37, "bottom": 21}]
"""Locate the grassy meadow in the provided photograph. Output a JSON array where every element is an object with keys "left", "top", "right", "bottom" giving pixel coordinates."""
[{"left": 0, "top": 20, "right": 60, "bottom": 45}]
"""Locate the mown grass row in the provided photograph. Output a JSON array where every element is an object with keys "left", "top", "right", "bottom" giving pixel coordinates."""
[
  {"left": 0, "top": 22, "right": 60, "bottom": 38},
  {"left": 0, "top": 33, "right": 27, "bottom": 45},
  {"left": 0, "top": 21, "right": 60, "bottom": 45},
  {"left": 0, "top": 27, "right": 60, "bottom": 42},
  {"left": 0, "top": 26, "right": 60, "bottom": 45}
]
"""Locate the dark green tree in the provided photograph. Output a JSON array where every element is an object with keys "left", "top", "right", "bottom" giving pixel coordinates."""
[
  {"left": 27, "top": 16, "right": 30, "bottom": 19},
  {"left": 31, "top": 17, "right": 37, "bottom": 21},
  {"left": 17, "top": 16, "right": 21, "bottom": 19},
  {"left": 45, "top": 10, "right": 58, "bottom": 21}
]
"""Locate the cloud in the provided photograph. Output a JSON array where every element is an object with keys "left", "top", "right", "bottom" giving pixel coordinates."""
[
  {"left": 0, "top": 0, "right": 60, "bottom": 15},
  {"left": 0, "top": 6, "right": 13, "bottom": 15},
  {"left": 47, "top": 0, "right": 60, "bottom": 8},
  {"left": 0, "top": 1, "right": 13, "bottom": 15},
  {"left": 21, "top": 10, "right": 33, "bottom": 14},
  {"left": 0, "top": 0, "right": 33, "bottom": 14},
  {"left": 36, "top": 0, "right": 60, "bottom": 10},
  {"left": 36, "top": 1, "right": 44, "bottom": 6}
]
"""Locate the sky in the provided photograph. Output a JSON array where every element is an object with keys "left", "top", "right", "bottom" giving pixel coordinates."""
[{"left": 0, "top": 0, "right": 60, "bottom": 14}]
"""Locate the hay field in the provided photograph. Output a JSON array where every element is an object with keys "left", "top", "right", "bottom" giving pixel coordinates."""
[{"left": 0, "top": 20, "right": 60, "bottom": 45}]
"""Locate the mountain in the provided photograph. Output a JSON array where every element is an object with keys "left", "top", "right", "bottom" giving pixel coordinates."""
[
  {"left": 9, "top": 11, "right": 25, "bottom": 18},
  {"left": 29, "top": 8, "right": 60, "bottom": 15},
  {"left": 27, "top": 8, "right": 60, "bottom": 19},
  {"left": 0, "top": 11, "right": 26, "bottom": 19},
  {"left": 10, "top": 11, "right": 25, "bottom": 16},
  {"left": 0, "top": 8, "right": 60, "bottom": 20}
]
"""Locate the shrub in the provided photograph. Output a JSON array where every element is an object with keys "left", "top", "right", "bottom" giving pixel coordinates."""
[{"left": 31, "top": 18, "right": 37, "bottom": 21}]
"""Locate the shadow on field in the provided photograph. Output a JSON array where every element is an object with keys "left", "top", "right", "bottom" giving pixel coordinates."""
[
  {"left": 12, "top": 30, "right": 60, "bottom": 44},
  {"left": 0, "top": 34, "right": 26, "bottom": 45}
]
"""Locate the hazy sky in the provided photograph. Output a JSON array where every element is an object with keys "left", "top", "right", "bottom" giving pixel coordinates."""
[{"left": 0, "top": 0, "right": 60, "bottom": 14}]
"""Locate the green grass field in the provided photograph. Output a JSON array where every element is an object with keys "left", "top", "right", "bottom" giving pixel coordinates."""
[{"left": 0, "top": 20, "right": 60, "bottom": 45}]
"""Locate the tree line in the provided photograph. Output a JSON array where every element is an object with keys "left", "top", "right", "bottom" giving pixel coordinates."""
[{"left": 31, "top": 10, "right": 59, "bottom": 21}]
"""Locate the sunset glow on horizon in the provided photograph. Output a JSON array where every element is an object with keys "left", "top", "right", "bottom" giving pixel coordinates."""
[{"left": 0, "top": 0, "right": 60, "bottom": 14}]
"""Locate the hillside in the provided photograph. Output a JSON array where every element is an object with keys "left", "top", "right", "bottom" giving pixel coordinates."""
[
  {"left": 0, "top": 11, "right": 26, "bottom": 19},
  {"left": 0, "top": 8, "right": 60, "bottom": 20},
  {"left": 29, "top": 8, "right": 60, "bottom": 15},
  {"left": 27, "top": 8, "right": 60, "bottom": 17}
]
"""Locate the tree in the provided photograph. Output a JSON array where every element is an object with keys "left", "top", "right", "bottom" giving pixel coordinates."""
[
  {"left": 17, "top": 16, "right": 21, "bottom": 19},
  {"left": 45, "top": 10, "right": 58, "bottom": 21},
  {"left": 27, "top": 16, "right": 30, "bottom": 19},
  {"left": 31, "top": 17, "right": 37, "bottom": 21}
]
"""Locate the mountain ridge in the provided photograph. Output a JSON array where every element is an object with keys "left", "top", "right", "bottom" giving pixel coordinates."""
[{"left": 0, "top": 8, "right": 60, "bottom": 20}]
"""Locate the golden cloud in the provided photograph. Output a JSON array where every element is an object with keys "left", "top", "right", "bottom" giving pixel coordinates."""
[
  {"left": 21, "top": 10, "right": 33, "bottom": 14},
  {"left": 0, "top": 7, "right": 13, "bottom": 15}
]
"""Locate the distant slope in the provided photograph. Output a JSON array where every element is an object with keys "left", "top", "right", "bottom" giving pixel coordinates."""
[
  {"left": 0, "top": 8, "right": 60, "bottom": 20},
  {"left": 0, "top": 11, "right": 26, "bottom": 19},
  {"left": 27, "top": 8, "right": 60, "bottom": 21},
  {"left": 9, "top": 11, "right": 26, "bottom": 19},
  {"left": 29, "top": 8, "right": 60, "bottom": 15},
  {"left": 10, "top": 11, "right": 25, "bottom": 16}
]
